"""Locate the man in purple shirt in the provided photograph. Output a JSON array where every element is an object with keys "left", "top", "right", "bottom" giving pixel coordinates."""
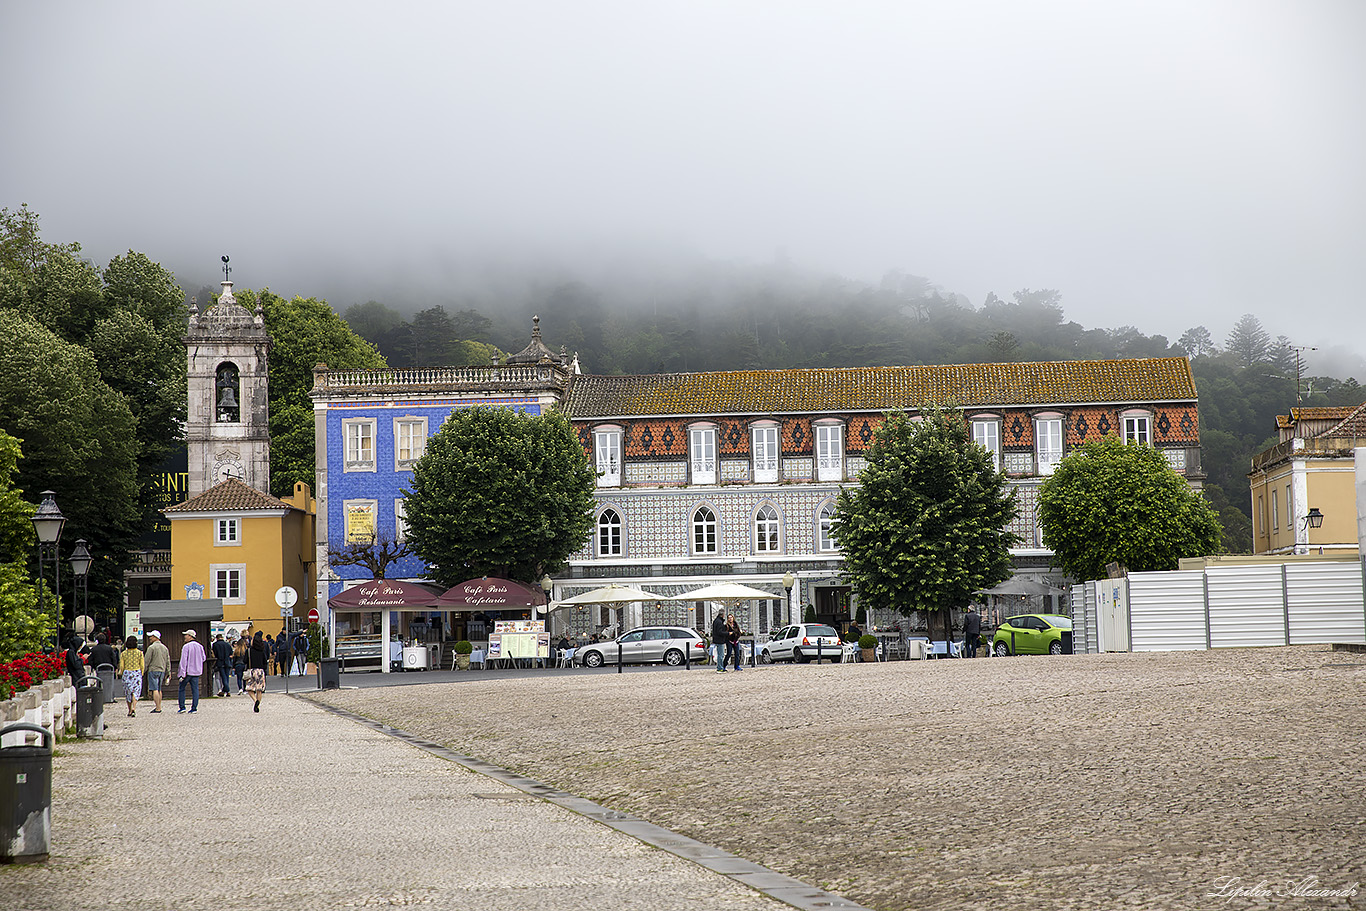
[{"left": 177, "top": 629, "right": 207, "bottom": 714}]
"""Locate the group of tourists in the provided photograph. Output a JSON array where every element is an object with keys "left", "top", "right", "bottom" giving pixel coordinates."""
[{"left": 61, "top": 624, "right": 312, "bottom": 719}]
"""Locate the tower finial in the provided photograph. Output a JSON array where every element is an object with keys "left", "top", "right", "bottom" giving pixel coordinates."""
[{"left": 221, "top": 255, "right": 231, "bottom": 282}]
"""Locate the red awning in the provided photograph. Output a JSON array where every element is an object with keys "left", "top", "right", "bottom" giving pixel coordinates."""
[
  {"left": 328, "top": 579, "right": 443, "bottom": 610},
  {"left": 433, "top": 577, "right": 547, "bottom": 610}
]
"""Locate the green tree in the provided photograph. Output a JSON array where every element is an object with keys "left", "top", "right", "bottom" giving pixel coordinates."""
[
  {"left": 1177, "top": 326, "right": 1216, "bottom": 358},
  {"left": 1225, "top": 314, "right": 1272, "bottom": 368},
  {"left": 833, "top": 407, "right": 1018, "bottom": 638},
  {"left": 0, "top": 431, "right": 56, "bottom": 659},
  {"left": 404, "top": 407, "right": 596, "bottom": 586},
  {"left": 236, "top": 289, "right": 387, "bottom": 499},
  {"left": 1039, "top": 437, "right": 1222, "bottom": 581},
  {"left": 0, "top": 313, "right": 139, "bottom": 623}
]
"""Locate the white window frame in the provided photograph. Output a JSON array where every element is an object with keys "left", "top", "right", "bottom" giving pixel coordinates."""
[
  {"left": 215, "top": 516, "right": 241, "bottom": 546},
  {"left": 344, "top": 499, "right": 378, "bottom": 545},
  {"left": 1122, "top": 413, "right": 1151, "bottom": 446},
  {"left": 597, "top": 508, "right": 623, "bottom": 557},
  {"left": 815, "top": 423, "right": 844, "bottom": 482},
  {"left": 394, "top": 498, "right": 408, "bottom": 543},
  {"left": 817, "top": 502, "right": 837, "bottom": 553},
  {"left": 343, "top": 418, "right": 377, "bottom": 472},
  {"left": 1272, "top": 488, "right": 1279, "bottom": 531},
  {"left": 754, "top": 503, "right": 781, "bottom": 554},
  {"left": 210, "top": 563, "right": 245, "bottom": 605},
  {"left": 751, "top": 423, "right": 779, "bottom": 484},
  {"left": 690, "top": 425, "right": 717, "bottom": 485},
  {"left": 595, "top": 428, "right": 622, "bottom": 487},
  {"left": 394, "top": 416, "right": 428, "bottom": 470},
  {"left": 1257, "top": 494, "right": 1264, "bottom": 535},
  {"left": 1035, "top": 416, "right": 1063, "bottom": 475},
  {"left": 1286, "top": 483, "right": 1292, "bottom": 529},
  {"left": 971, "top": 418, "right": 1001, "bottom": 471},
  {"left": 692, "top": 505, "right": 718, "bottom": 555}
]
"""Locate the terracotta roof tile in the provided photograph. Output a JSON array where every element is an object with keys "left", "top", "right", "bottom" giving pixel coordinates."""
[
  {"left": 565, "top": 357, "right": 1197, "bottom": 418},
  {"left": 1278, "top": 405, "right": 1362, "bottom": 430},
  {"left": 164, "top": 477, "right": 295, "bottom": 513},
  {"left": 1317, "top": 401, "right": 1366, "bottom": 439}
]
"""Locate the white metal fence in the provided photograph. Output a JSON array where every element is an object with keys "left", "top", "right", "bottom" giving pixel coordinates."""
[{"left": 1073, "top": 561, "right": 1366, "bottom": 652}]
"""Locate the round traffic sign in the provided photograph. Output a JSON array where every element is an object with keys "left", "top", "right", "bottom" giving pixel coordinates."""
[
  {"left": 275, "top": 586, "right": 298, "bottom": 609},
  {"left": 307, "top": 607, "right": 319, "bottom": 624}
]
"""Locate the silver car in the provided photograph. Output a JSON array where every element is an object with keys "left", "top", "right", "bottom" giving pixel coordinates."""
[
  {"left": 760, "top": 623, "right": 844, "bottom": 664},
  {"left": 577, "top": 627, "right": 707, "bottom": 668}
]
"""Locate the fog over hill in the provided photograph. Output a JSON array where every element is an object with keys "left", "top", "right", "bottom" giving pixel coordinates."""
[{"left": 3, "top": 1, "right": 1363, "bottom": 370}]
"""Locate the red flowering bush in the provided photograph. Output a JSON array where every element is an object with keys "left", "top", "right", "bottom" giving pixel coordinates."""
[{"left": 0, "top": 651, "right": 65, "bottom": 701}]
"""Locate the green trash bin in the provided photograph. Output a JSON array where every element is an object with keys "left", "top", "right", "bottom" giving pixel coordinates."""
[
  {"left": 76, "top": 674, "right": 103, "bottom": 739},
  {"left": 0, "top": 722, "right": 53, "bottom": 864}
]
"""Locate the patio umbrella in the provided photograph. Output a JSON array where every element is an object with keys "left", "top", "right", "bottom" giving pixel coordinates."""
[
  {"left": 671, "top": 581, "right": 785, "bottom": 664},
  {"left": 551, "top": 583, "right": 666, "bottom": 634},
  {"left": 977, "top": 578, "right": 1067, "bottom": 597}
]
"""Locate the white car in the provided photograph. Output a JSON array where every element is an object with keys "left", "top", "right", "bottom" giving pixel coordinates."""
[
  {"left": 760, "top": 623, "right": 844, "bottom": 664},
  {"left": 576, "top": 627, "right": 707, "bottom": 668}
]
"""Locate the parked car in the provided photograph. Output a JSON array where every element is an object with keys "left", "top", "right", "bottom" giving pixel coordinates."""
[
  {"left": 760, "top": 623, "right": 844, "bottom": 664},
  {"left": 576, "top": 627, "right": 707, "bottom": 667},
  {"left": 991, "top": 614, "right": 1073, "bottom": 656}
]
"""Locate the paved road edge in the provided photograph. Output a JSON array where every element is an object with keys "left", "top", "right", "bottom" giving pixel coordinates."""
[{"left": 300, "top": 694, "right": 871, "bottom": 911}]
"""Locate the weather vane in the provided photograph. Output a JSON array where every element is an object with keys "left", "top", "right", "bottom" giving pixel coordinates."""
[{"left": 221, "top": 255, "right": 231, "bottom": 282}]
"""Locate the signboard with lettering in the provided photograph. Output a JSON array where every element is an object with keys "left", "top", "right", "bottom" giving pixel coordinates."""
[{"left": 143, "top": 447, "right": 189, "bottom": 549}]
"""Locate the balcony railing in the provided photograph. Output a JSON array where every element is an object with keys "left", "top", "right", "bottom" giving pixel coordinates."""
[{"left": 312, "top": 364, "right": 569, "bottom": 395}]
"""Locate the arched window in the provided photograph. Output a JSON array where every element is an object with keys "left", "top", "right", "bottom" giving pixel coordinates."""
[
  {"left": 817, "top": 502, "right": 836, "bottom": 552},
  {"left": 692, "top": 506, "right": 718, "bottom": 555},
  {"left": 597, "top": 508, "right": 623, "bottom": 557},
  {"left": 755, "top": 504, "right": 780, "bottom": 553},
  {"left": 215, "top": 363, "right": 241, "bottom": 423}
]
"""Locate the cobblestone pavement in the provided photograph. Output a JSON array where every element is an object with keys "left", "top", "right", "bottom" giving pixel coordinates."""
[
  {"left": 2, "top": 685, "right": 794, "bottom": 911},
  {"left": 309, "top": 645, "right": 1366, "bottom": 911}
]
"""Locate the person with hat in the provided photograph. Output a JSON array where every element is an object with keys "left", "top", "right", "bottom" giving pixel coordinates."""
[
  {"left": 177, "top": 629, "right": 207, "bottom": 714},
  {"left": 144, "top": 631, "right": 171, "bottom": 713}
]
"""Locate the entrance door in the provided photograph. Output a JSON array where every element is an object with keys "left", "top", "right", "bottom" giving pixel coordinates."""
[{"left": 814, "top": 587, "right": 851, "bottom": 628}]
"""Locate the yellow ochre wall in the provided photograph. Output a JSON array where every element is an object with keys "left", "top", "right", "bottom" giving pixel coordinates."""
[{"left": 169, "top": 484, "right": 315, "bottom": 631}]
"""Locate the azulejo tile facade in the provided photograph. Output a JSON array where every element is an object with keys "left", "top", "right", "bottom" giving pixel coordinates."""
[{"left": 312, "top": 321, "right": 1204, "bottom": 639}]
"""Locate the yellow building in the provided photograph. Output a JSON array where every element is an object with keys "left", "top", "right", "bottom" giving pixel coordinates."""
[
  {"left": 1248, "top": 403, "right": 1365, "bottom": 556},
  {"left": 165, "top": 477, "right": 316, "bottom": 629}
]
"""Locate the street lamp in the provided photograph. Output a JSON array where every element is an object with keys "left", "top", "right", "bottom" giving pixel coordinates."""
[
  {"left": 539, "top": 574, "right": 553, "bottom": 621},
  {"left": 31, "top": 491, "right": 66, "bottom": 646},
  {"left": 782, "top": 571, "right": 795, "bottom": 626},
  {"left": 70, "top": 538, "right": 92, "bottom": 631}
]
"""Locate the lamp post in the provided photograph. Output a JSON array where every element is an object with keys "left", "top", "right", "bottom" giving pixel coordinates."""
[
  {"left": 31, "top": 491, "right": 66, "bottom": 648},
  {"left": 70, "top": 538, "right": 93, "bottom": 630},
  {"left": 1301, "top": 507, "right": 1325, "bottom": 554},
  {"left": 782, "top": 571, "right": 795, "bottom": 627}
]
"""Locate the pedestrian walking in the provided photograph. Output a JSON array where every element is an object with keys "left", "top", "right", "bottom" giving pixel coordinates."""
[
  {"left": 275, "top": 630, "right": 291, "bottom": 676},
  {"left": 119, "top": 636, "right": 144, "bottom": 717},
  {"left": 177, "top": 629, "right": 206, "bottom": 714},
  {"left": 963, "top": 606, "right": 981, "bottom": 659},
  {"left": 726, "top": 614, "right": 743, "bottom": 671},
  {"left": 232, "top": 635, "right": 248, "bottom": 693},
  {"left": 87, "top": 633, "right": 118, "bottom": 673},
  {"left": 292, "top": 628, "right": 309, "bottom": 675},
  {"left": 211, "top": 633, "right": 233, "bottom": 695},
  {"left": 64, "top": 632, "right": 86, "bottom": 682},
  {"left": 710, "top": 610, "right": 728, "bottom": 672},
  {"left": 144, "top": 631, "right": 170, "bottom": 713},
  {"left": 246, "top": 631, "right": 269, "bottom": 713}
]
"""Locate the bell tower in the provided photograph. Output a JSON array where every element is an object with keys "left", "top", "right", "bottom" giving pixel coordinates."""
[{"left": 184, "top": 265, "right": 272, "bottom": 498}]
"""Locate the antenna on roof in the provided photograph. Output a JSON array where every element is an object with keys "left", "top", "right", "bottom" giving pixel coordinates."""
[{"left": 1287, "top": 343, "right": 1318, "bottom": 404}]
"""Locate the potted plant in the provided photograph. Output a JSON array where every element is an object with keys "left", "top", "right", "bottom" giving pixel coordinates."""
[
  {"left": 858, "top": 633, "right": 878, "bottom": 663},
  {"left": 453, "top": 639, "right": 473, "bottom": 670}
]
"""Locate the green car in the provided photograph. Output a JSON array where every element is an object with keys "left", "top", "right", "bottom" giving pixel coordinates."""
[{"left": 992, "top": 614, "right": 1073, "bottom": 656}]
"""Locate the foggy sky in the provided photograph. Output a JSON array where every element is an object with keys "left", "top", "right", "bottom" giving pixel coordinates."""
[{"left": 3, "top": 1, "right": 1363, "bottom": 372}]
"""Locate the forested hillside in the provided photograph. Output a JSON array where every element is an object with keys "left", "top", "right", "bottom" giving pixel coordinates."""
[{"left": 341, "top": 272, "right": 1364, "bottom": 555}]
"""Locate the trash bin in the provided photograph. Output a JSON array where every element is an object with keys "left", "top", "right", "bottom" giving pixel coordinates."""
[
  {"left": 96, "top": 663, "right": 117, "bottom": 703},
  {"left": 0, "top": 722, "right": 53, "bottom": 863},
  {"left": 76, "top": 674, "right": 103, "bottom": 739},
  {"left": 320, "top": 657, "right": 341, "bottom": 690}
]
